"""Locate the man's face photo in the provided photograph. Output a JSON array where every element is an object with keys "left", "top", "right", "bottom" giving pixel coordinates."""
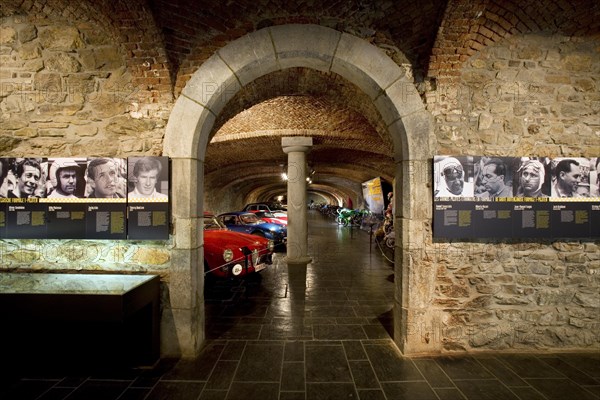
[
  {"left": 92, "top": 161, "right": 118, "bottom": 197},
  {"left": 443, "top": 165, "right": 464, "bottom": 195},
  {"left": 58, "top": 168, "right": 77, "bottom": 195},
  {"left": 18, "top": 165, "right": 41, "bottom": 196},
  {"left": 135, "top": 169, "right": 159, "bottom": 196},
  {"left": 520, "top": 165, "right": 541, "bottom": 193},
  {"left": 560, "top": 163, "right": 581, "bottom": 193},
  {"left": 481, "top": 164, "right": 503, "bottom": 194}
]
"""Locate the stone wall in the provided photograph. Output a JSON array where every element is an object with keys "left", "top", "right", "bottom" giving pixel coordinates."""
[
  {"left": 0, "top": 15, "right": 171, "bottom": 273},
  {"left": 1, "top": 13, "right": 598, "bottom": 356},
  {"left": 426, "top": 33, "right": 600, "bottom": 352},
  {"left": 0, "top": 15, "right": 167, "bottom": 157}
]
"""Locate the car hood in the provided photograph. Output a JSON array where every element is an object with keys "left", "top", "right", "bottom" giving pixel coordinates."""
[
  {"left": 256, "top": 222, "right": 286, "bottom": 231},
  {"left": 204, "top": 229, "right": 269, "bottom": 248}
]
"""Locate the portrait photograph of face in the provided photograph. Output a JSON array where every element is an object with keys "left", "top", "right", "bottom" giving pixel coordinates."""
[
  {"left": 474, "top": 156, "right": 517, "bottom": 200},
  {"left": 551, "top": 157, "right": 590, "bottom": 199},
  {"left": 590, "top": 157, "right": 600, "bottom": 198},
  {"left": 433, "top": 156, "right": 474, "bottom": 198},
  {"left": 127, "top": 156, "right": 169, "bottom": 200},
  {"left": 5, "top": 158, "right": 47, "bottom": 199},
  {"left": 514, "top": 157, "right": 551, "bottom": 198},
  {"left": 47, "top": 158, "right": 87, "bottom": 199},
  {"left": 85, "top": 158, "right": 127, "bottom": 199}
]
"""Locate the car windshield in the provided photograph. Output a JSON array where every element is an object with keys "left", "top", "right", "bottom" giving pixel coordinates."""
[
  {"left": 240, "top": 214, "right": 261, "bottom": 224},
  {"left": 203, "top": 216, "right": 226, "bottom": 230},
  {"left": 267, "top": 202, "right": 286, "bottom": 211}
]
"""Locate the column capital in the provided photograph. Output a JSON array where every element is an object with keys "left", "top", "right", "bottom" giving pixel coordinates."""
[{"left": 282, "top": 137, "right": 313, "bottom": 154}]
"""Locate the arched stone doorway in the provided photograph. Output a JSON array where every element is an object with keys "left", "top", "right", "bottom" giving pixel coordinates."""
[{"left": 163, "top": 24, "right": 432, "bottom": 357}]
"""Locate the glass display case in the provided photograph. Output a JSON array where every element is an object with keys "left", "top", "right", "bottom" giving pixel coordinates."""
[{"left": 0, "top": 272, "right": 160, "bottom": 368}]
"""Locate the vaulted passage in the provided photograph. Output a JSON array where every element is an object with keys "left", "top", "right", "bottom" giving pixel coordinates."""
[
  {"left": 1, "top": 3, "right": 598, "bottom": 395},
  {"left": 204, "top": 211, "right": 394, "bottom": 342}
]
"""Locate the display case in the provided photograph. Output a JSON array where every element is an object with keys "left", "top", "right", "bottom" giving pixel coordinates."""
[{"left": 0, "top": 273, "right": 160, "bottom": 368}]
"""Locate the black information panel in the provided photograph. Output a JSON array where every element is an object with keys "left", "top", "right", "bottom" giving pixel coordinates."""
[
  {"left": 434, "top": 200, "right": 598, "bottom": 239},
  {"left": 127, "top": 203, "right": 169, "bottom": 240},
  {"left": 5, "top": 200, "right": 47, "bottom": 239},
  {"left": 511, "top": 201, "right": 552, "bottom": 238},
  {"left": 85, "top": 203, "right": 127, "bottom": 240},
  {"left": 592, "top": 204, "right": 600, "bottom": 237},
  {"left": 126, "top": 156, "right": 169, "bottom": 240},
  {"left": 0, "top": 156, "right": 169, "bottom": 240},
  {"left": 46, "top": 203, "right": 87, "bottom": 239},
  {"left": 433, "top": 155, "right": 600, "bottom": 239},
  {"left": 0, "top": 202, "right": 6, "bottom": 238},
  {"left": 550, "top": 203, "right": 592, "bottom": 239}
]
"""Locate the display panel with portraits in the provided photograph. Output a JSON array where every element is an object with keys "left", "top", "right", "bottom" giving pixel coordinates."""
[
  {"left": 0, "top": 158, "right": 48, "bottom": 239},
  {"left": 0, "top": 156, "right": 170, "bottom": 240},
  {"left": 126, "top": 157, "right": 170, "bottom": 240},
  {"left": 434, "top": 155, "right": 599, "bottom": 239}
]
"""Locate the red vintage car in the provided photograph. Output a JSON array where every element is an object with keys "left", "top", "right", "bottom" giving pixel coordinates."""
[
  {"left": 247, "top": 210, "right": 288, "bottom": 226},
  {"left": 203, "top": 212, "right": 274, "bottom": 279}
]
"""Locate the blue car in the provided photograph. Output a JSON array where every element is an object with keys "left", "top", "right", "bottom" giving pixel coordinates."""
[{"left": 217, "top": 211, "right": 287, "bottom": 247}]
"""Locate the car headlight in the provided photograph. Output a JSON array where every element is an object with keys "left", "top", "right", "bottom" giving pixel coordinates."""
[
  {"left": 267, "top": 240, "right": 275, "bottom": 251},
  {"left": 223, "top": 249, "right": 234, "bottom": 262}
]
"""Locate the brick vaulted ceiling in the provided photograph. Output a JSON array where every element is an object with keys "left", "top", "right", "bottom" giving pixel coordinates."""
[{"left": 2, "top": 0, "right": 599, "bottom": 202}]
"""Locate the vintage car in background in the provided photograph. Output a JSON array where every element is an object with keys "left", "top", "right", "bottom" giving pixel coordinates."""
[
  {"left": 203, "top": 212, "right": 274, "bottom": 279},
  {"left": 247, "top": 210, "right": 288, "bottom": 226},
  {"left": 217, "top": 211, "right": 287, "bottom": 247},
  {"left": 242, "top": 202, "right": 287, "bottom": 213}
]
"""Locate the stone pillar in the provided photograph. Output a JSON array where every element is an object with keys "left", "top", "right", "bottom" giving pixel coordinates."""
[{"left": 282, "top": 137, "right": 313, "bottom": 264}]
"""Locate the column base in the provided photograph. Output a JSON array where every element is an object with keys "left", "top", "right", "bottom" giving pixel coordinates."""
[{"left": 284, "top": 256, "right": 313, "bottom": 266}]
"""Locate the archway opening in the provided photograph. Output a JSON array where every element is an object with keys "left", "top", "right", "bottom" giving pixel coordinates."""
[{"left": 163, "top": 24, "right": 432, "bottom": 357}]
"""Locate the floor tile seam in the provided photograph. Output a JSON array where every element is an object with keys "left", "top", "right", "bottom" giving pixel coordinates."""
[
  {"left": 495, "top": 355, "right": 567, "bottom": 380},
  {"left": 531, "top": 354, "right": 580, "bottom": 379},
  {"left": 522, "top": 377, "right": 576, "bottom": 381},
  {"left": 581, "top": 385, "right": 600, "bottom": 398},
  {"left": 278, "top": 338, "right": 286, "bottom": 394},
  {"left": 114, "top": 378, "right": 141, "bottom": 400},
  {"left": 343, "top": 345, "right": 385, "bottom": 396},
  {"left": 472, "top": 355, "right": 531, "bottom": 388},
  {"left": 84, "top": 378, "right": 138, "bottom": 382},
  {"left": 450, "top": 378, "right": 511, "bottom": 381},
  {"left": 503, "top": 382, "right": 548, "bottom": 400},
  {"left": 159, "top": 379, "right": 209, "bottom": 383},
  {"left": 557, "top": 355, "right": 600, "bottom": 376},
  {"left": 217, "top": 339, "right": 247, "bottom": 363},
  {"left": 135, "top": 378, "right": 160, "bottom": 400},
  {"left": 418, "top": 358, "right": 469, "bottom": 397},
  {"left": 304, "top": 340, "right": 308, "bottom": 398},
  {"left": 411, "top": 358, "right": 457, "bottom": 400},
  {"left": 32, "top": 380, "right": 67, "bottom": 400},
  {"left": 539, "top": 356, "right": 599, "bottom": 383},
  {"left": 220, "top": 343, "right": 246, "bottom": 400},
  {"left": 377, "top": 379, "right": 428, "bottom": 383}
]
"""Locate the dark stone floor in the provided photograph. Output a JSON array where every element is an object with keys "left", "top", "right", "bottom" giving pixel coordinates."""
[{"left": 1, "top": 211, "right": 599, "bottom": 400}]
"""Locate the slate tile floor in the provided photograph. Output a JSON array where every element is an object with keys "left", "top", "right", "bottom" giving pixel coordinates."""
[{"left": 2, "top": 211, "right": 599, "bottom": 400}]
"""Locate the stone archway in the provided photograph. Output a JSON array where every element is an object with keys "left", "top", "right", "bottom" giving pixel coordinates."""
[{"left": 163, "top": 24, "right": 433, "bottom": 357}]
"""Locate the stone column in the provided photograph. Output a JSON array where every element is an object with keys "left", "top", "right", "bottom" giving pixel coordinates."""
[{"left": 282, "top": 136, "right": 313, "bottom": 265}]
